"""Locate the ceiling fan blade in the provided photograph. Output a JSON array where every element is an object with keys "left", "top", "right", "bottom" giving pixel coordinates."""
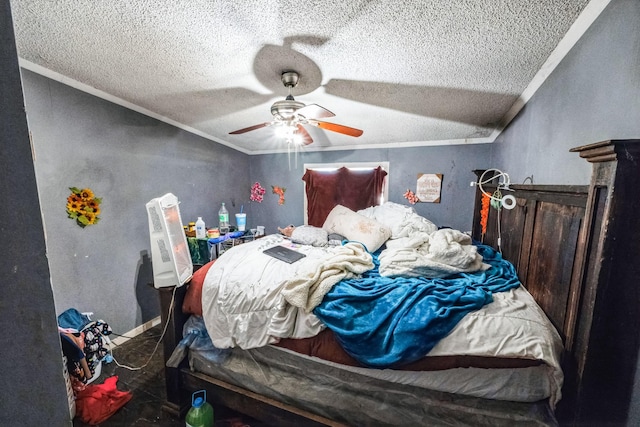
[
  {"left": 295, "top": 124, "right": 314, "bottom": 145},
  {"left": 229, "top": 122, "right": 271, "bottom": 134},
  {"left": 309, "top": 120, "right": 363, "bottom": 137},
  {"left": 296, "top": 104, "right": 335, "bottom": 119}
]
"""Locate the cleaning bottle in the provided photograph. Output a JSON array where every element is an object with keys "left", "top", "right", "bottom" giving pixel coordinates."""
[
  {"left": 185, "top": 390, "right": 214, "bottom": 427},
  {"left": 195, "top": 217, "right": 206, "bottom": 239},
  {"left": 218, "top": 203, "right": 229, "bottom": 235}
]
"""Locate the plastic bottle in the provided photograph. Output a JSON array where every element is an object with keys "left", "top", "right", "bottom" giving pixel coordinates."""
[
  {"left": 195, "top": 217, "right": 206, "bottom": 239},
  {"left": 185, "top": 390, "right": 214, "bottom": 427},
  {"left": 218, "top": 203, "right": 229, "bottom": 235}
]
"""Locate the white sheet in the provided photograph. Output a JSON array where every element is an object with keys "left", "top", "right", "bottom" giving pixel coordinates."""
[{"left": 428, "top": 285, "right": 564, "bottom": 407}]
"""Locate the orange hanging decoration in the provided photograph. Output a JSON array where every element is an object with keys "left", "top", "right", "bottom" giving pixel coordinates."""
[{"left": 480, "top": 192, "right": 490, "bottom": 238}]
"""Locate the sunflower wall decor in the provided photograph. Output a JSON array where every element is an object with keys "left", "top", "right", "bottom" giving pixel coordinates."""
[{"left": 66, "top": 187, "right": 102, "bottom": 228}]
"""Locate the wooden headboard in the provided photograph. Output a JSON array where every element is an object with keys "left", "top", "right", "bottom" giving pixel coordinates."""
[
  {"left": 471, "top": 179, "right": 588, "bottom": 346},
  {"left": 471, "top": 139, "right": 640, "bottom": 425}
]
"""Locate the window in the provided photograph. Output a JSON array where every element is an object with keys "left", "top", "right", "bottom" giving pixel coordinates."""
[{"left": 302, "top": 162, "right": 389, "bottom": 226}]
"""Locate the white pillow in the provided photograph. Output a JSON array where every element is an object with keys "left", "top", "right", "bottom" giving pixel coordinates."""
[
  {"left": 290, "top": 225, "right": 328, "bottom": 247},
  {"left": 358, "top": 201, "right": 438, "bottom": 239},
  {"left": 322, "top": 205, "right": 391, "bottom": 252}
]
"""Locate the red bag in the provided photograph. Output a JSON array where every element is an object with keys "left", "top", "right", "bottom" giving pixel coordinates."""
[{"left": 75, "top": 376, "right": 132, "bottom": 424}]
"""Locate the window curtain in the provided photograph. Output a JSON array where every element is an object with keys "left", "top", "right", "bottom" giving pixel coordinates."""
[{"left": 302, "top": 166, "right": 387, "bottom": 227}]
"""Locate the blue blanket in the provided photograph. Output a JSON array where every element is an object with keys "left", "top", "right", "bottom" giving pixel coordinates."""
[{"left": 313, "top": 244, "right": 520, "bottom": 368}]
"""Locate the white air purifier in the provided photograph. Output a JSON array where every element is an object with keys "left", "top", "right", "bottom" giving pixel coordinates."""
[{"left": 146, "top": 193, "right": 193, "bottom": 288}]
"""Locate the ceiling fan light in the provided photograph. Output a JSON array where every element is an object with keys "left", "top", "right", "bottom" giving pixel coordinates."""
[
  {"left": 274, "top": 123, "right": 296, "bottom": 139},
  {"left": 290, "top": 132, "right": 305, "bottom": 146}
]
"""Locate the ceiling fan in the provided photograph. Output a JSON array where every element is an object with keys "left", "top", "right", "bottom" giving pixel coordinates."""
[{"left": 229, "top": 71, "right": 363, "bottom": 145}]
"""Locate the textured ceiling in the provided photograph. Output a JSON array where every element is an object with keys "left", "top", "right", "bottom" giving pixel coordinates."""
[{"left": 12, "top": 0, "right": 602, "bottom": 154}]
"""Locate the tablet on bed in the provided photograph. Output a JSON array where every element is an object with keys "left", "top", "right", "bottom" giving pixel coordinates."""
[{"left": 263, "top": 245, "right": 306, "bottom": 264}]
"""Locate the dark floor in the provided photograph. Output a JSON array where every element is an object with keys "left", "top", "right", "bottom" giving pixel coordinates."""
[{"left": 71, "top": 324, "right": 251, "bottom": 427}]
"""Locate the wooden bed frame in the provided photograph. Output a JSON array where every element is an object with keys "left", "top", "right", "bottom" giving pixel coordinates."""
[{"left": 158, "top": 139, "right": 640, "bottom": 426}]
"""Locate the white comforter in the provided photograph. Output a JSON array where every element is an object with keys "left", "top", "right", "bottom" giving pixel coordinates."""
[
  {"left": 201, "top": 234, "right": 373, "bottom": 349},
  {"left": 358, "top": 202, "right": 487, "bottom": 277},
  {"left": 379, "top": 228, "right": 489, "bottom": 278}
]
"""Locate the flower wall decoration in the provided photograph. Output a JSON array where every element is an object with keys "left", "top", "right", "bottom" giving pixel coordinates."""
[
  {"left": 66, "top": 187, "right": 102, "bottom": 228},
  {"left": 403, "top": 189, "right": 419, "bottom": 204},
  {"left": 272, "top": 185, "right": 286, "bottom": 205},
  {"left": 250, "top": 182, "right": 266, "bottom": 203}
]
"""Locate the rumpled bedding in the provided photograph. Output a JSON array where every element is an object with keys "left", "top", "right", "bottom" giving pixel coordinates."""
[
  {"left": 358, "top": 202, "right": 487, "bottom": 278},
  {"left": 379, "top": 228, "right": 489, "bottom": 278},
  {"left": 358, "top": 201, "right": 438, "bottom": 238},
  {"left": 281, "top": 242, "right": 373, "bottom": 312},
  {"left": 198, "top": 203, "right": 563, "bottom": 406},
  {"left": 314, "top": 244, "right": 520, "bottom": 368},
  {"left": 200, "top": 230, "right": 520, "bottom": 367},
  {"left": 201, "top": 234, "right": 369, "bottom": 349}
]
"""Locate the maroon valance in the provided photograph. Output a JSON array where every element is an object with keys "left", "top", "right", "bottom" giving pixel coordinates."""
[{"left": 302, "top": 166, "right": 387, "bottom": 227}]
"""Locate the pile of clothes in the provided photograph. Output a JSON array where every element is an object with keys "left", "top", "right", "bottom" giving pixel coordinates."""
[
  {"left": 58, "top": 308, "right": 132, "bottom": 423},
  {"left": 58, "top": 308, "right": 113, "bottom": 389}
]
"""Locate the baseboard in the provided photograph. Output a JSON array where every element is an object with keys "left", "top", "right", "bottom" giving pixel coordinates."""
[{"left": 110, "top": 316, "right": 162, "bottom": 348}]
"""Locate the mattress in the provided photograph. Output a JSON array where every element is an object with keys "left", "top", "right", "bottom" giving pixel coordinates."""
[{"left": 187, "top": 343, "right": 558, "bottom": 426}]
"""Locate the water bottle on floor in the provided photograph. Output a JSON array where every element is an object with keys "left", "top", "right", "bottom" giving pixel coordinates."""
[{"left": 185, "top": 390, "right": 214, "bottom": 427}]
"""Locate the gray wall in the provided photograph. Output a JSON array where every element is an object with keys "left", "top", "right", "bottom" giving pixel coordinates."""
[
  {"left": 249, "top": 144, "right": 491, "bottom": 234},
  {"left": 22, "top": 70, "right": 251, "bottom": 334},
  {"left": 491, "top": 0, "right": 640, "bottom": 186},
  {"left": 489, "top": 0, "right": 640, "bottom": 424},
  {"left": 1, "top": 1, "right": 70, "bottom": 424}
]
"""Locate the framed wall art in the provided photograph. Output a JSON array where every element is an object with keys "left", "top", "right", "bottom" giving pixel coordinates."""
[{"left": 416, "top": 173, "right": 442, "bottom": 203}]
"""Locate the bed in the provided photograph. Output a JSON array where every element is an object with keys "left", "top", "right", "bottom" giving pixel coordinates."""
[{"left": 158, "top": 139, "right": 640, "bottom": 426}]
